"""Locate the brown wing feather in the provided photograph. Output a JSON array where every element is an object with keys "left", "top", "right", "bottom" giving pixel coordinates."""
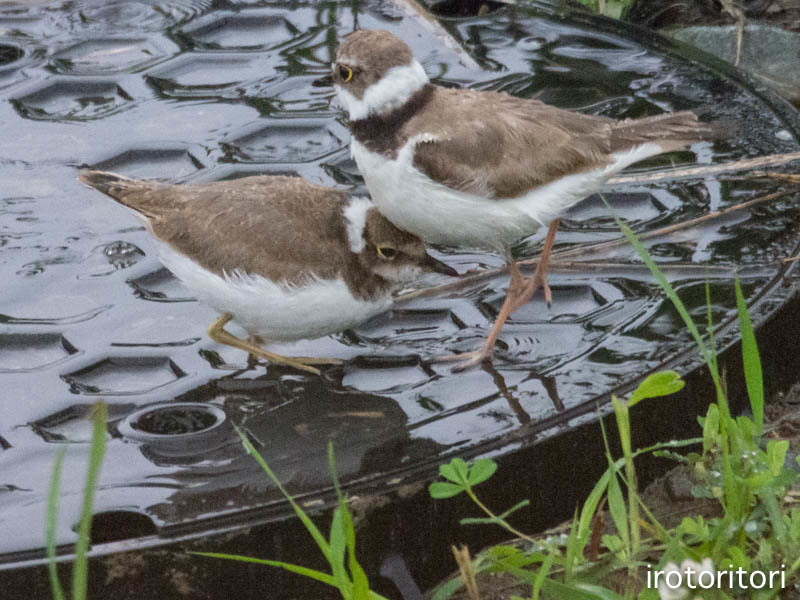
[
  {"left": 407, "top": 88, "right": 720, "bottom": 199},
  {"left": 608, "top": 111, "right": 724, "bottom": 151},
  {"left": 408, "top": 88, "right": 617, "bottom": 199},
  {"left": 81, "top": 172, "right": 351, "bottom": 284},
  {"left": 148, "top": 176, "right": 351, "bottom": 285}
]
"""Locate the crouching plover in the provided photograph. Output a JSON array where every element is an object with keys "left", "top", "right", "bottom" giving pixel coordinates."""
[
  {"left": 79, "top": 171, "right": 457, "bottom": 375},
  {"left": 332, "top": 29, "right": 726, "bottom": 370}
]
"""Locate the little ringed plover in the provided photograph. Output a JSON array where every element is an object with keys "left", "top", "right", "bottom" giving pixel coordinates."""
[
  {"left": 332, "top": 28, "right": 726, "bottom": 370},
  {"left": 79, "top": 171, "right": 457, "bottom": 375}
]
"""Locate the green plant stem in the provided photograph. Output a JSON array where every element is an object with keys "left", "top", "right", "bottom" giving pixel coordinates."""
[
  {"left": 73, "top": 402, "right": 107, "bottom": 600},
  {"left": 764, "top": 557, "right": 800, "bottom": 600},
  {"left": 787, "top": 556, "right": 800, "bottom": 585},
  {"left": 604, "top": 201, "right": 740, "bottom": 520},
  {"left": 612, "top": 396, "right": 640, "bottom": 561},
  {"left": 465, "top": 488, "right": 537, "bottom": 545},
  {"left": 46, "top": 448, "right": 66, "bottom": 600}
]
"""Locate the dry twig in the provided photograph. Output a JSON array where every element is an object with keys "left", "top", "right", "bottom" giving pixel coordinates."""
[
  {"left": 607, "top": 152, "right": 800, "bottom": 185},
  {"left": 452, "top": 544, "right": 481, "bottom": 600}
]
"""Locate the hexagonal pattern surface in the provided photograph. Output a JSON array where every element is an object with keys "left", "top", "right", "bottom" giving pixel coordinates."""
[
  {"left": 90, "top": 146, "right": 204, "bottom": 180},
  {"left": 0, "top": 333, "right": 77, "bottom": 372},
  {"left": 146, "top": 52, "right": 281, "bottom": 97},
  {"left": 221, "top": 118, "right": 347, "bottom": 163},
  {"left": 128, "top": 268, "right": 194, "bottom": 302},
  {"left": 11, "top": 78, "right": 133, "bottom": 120},
  {"left": 177, "top": 9, "right": 297, "bottom": 51},
  {"left": 52, "top": 36, "right": 179, "bottom": 74},
  {"left": 61, "top": 356, "right": 186, "bottom": 395}
]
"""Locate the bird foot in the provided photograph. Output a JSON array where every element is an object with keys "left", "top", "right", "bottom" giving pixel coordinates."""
[
  {"left": 208, "top": 314, "right": 328, "bottom": 376},
  {"left": 432, "top": 337, "right": 496, "bottom": 372}
]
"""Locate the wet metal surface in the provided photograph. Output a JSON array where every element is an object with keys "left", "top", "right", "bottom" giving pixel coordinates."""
[{"left": 1, "top": 0, "right": 800, "bottom": 574}]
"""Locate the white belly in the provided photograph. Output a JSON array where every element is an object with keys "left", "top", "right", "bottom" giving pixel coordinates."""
[
  {"left": 156, "top": 242, "right": 392, "bottom": 342},
  {"left": 352, "top": 138, "right": 664, "bottom": 251}
]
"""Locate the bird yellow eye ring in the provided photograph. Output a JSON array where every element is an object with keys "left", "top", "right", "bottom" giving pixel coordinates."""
[
  {"left": 338, "top": 65, "right": 353, "bottom": 83},
  {"left": 376, "top": 245, "right": 397, "bottom": 260}
]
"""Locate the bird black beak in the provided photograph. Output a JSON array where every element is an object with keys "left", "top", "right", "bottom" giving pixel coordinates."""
[{"left": 424, "top": 254, "right": 459, "bottom": 277}]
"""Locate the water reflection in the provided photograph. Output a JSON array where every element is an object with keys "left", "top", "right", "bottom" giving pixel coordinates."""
[{"left": 0, "top": 0, "right": 798, "bottom": 558}]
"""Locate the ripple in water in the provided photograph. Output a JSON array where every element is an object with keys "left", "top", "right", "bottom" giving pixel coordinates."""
[{"left": 75, "top": 0, "right": 213, "bottom": 30}]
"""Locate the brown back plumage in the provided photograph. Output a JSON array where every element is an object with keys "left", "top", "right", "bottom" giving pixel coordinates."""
[
  {"left": 79, "top": 171, "right": 452, "bottom": 299},
  {"left": 353, "top": 85, "right": 725, "bottom": 199}
]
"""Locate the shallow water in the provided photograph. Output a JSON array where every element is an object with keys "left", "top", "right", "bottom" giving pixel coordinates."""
[{"left": 0, "top": 0, "right": 799, "bottom": 565}]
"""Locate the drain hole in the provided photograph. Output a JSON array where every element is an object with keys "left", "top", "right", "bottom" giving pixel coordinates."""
[
  {"left": 132, "top": 406, "right": 218, "bottom": 435},
  {"left": 117, "top": 403, "right": 231, "bottom": 457},
  {"left": 429, "top": 0, "right": 506, "bottom": 17},
  {"left": 88, "top": 511, "right": 157, "bottom": 544},
  {"left": 0, "top": 44, "right": 23, "bottom": 67}
]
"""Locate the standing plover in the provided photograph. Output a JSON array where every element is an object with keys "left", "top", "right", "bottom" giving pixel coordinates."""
[
  {"left": 333, "top": 29, "right": 724, "bottom": 369},
  {"left": 80, "top": 171, "right": 457, "bottom": 375}
]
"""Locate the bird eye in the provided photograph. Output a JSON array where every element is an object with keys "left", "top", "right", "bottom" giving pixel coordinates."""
[
  {"left": 376, "top": 245, "right": 397, "bottom": 260},
  {"left": 338, "top": 64, "right": 353, "bottom": 83}
]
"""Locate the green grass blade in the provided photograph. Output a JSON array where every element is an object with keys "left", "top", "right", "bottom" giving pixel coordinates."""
[
  {"left": 46, "top": 447, "right": 66, "bottom": 600},
  {"left": 533, "top": 551, "right": 555, "bottom": 600},
  {"left": 762, "top": 491, "right": 789, "bottom": 548},
  {"left": 72, "top": 401, "right": 107, "bottom": 600},
  {"left": 540, "top": 575, "right": 624, "bottom": 600},
  {"left": 578, "top": 470, "right": 611, "bottom": 555},
  {"left": 604, "top": 196, "right": 739, "bottom": 516},
  {"left": 606, "top": 467, "right": 629, "bottom": 555},
  {"left": 705, "top": 281, "right": 719, "bottom": 376},
  {"left": 599, "top": 414, "right": 629, "bottom": 559},
  {"left": 564, "top": 508, "right": 580, "bottom": 583},
  {"left": 604, "top": 202, "right": 726, "bottom": 408},
  {"left": 190, "top": 552, "right": 391, "bottom": 600},
  {"left": 234, "top": 426, "right": 332, "bottom": 561},
  {"left": 191, "top": 552, "right": 339, "bottom": 585},
  {"left": 329, "top": 443, "right": 370, "bottom": 600},
  {"left": 612, "top": 395, "right": 639, "bottom": 555},
  {"left": 329, "top": 507, "right": 350, "bottom": 598},
  {"left": 735, "top": 278, "right": 763, "bottom": 434}
]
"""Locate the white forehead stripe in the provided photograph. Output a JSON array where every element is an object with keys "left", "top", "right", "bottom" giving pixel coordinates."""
[
  {"left": 333, "top": 57, "right": 361, "bottom": 69},
  {"left": 343, "top": 196, "right": 373, "bottom": 253},
  {"left": 335, "top": 60, "right": 429, "bottom": 121}
]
